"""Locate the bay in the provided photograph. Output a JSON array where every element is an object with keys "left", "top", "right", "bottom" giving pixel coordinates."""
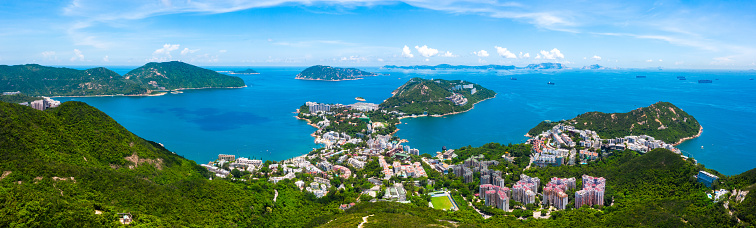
[{"left": 57, "top": 67, "right": 756, "bottom": 175}]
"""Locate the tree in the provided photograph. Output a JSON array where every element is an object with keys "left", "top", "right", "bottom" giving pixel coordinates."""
[{"left": 231, "top": 169, "right": 242, "bottom": 178}]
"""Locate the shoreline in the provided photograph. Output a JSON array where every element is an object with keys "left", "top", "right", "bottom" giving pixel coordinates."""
[
  {"left": 673, "top": 125, "right": 703, "bottom": 146},
  {"left": 397, "top": 94, "right": 497, "bottom": 121},
  {"left": 50, "top": 85, "right": 247, "bottom": 98},
  {"left": 295, "top": 77, "right": 364, "bottom": 82}
]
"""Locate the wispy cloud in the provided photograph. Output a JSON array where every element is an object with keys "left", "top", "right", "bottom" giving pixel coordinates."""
[
  {"left": 70, "top": 49, "right": 84, "bottom": 61},
  {"left": 473, "top": 50, "right": 489, "bottom": 57}
]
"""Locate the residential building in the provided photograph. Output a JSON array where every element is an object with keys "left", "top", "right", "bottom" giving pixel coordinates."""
[
  {"left": 697, "top": 170, "right": 719, "bottom": 188},
  {"left": 575, "top": 175, "right": 606, "bottom": 209},
  {"left": 218, "top": 154, "right": 235, "bottom": 162}
]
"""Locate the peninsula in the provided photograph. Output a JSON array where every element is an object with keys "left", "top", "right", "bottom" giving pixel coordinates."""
[
  {"left": 0, "top": 61, "right": 245, "bottom": 96},
  {"left": 295, "top": 65, "right": 377, "bottom": 81},
  {"left": 379, "top": 77, "right": 496, "bottom": 115},
  {"left": 527, "top": 101, "right": 701, "bottom": 144}
]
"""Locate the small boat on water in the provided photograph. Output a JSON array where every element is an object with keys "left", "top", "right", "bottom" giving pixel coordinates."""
[
  {"left": 636, "top": 75, "right": 646, "bottom": 78},
  {"left": 677, "top": 76, "right": 686, "bottom": 80},
  {"left": 699, "top": 80, "right": 713, "bottom": 83},
  {"left": 511, "top": 77, "right": 517, "bottom": 80},
  {"left": 547, "top": 82, "right": 555, "bottom": 85}
]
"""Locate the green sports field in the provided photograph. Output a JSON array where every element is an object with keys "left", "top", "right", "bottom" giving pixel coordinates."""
[{"left": 430, "top": 195, "right": 454, "bottom": 210}]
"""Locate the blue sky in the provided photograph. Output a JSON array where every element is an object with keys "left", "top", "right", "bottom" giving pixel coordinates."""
[{"left": 1, "top": 0, "right": 755, "bottom": 69}]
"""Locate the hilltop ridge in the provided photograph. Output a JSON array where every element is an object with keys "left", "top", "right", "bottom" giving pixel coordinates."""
[
  {"left": 528, "top": 101, "right": 701, "bottom": 144},
  {"left": 0, "top": 62, "right": 245, "bottom": 96}
]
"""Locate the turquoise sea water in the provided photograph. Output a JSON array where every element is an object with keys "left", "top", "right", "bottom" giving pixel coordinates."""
[{"left": 58, "top": 67, "right": 756, "bottom": 175}]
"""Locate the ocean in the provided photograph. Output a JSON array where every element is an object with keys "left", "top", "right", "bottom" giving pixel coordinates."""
[{"left": 57, "top": 67, "right": 756, "bottom": 175}]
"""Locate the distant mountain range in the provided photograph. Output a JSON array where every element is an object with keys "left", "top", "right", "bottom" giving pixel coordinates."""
[
  {"left": 0, "top": 61, "right": 245, "bottom": 96},
  {"left": 295, "top": 65, "right": 377, "bottom": 81},
  {"left": 382, "top": 63, "right": 567, "bottom": 70}
]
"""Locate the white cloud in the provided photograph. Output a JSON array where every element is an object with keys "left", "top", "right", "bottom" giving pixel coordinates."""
[
  {"left": 474, "top": 50, "right": 489, "bottom": 57},
  {"left": 519, "top": 52, "right": 530, "bottom": 58},
  {"left": 70, "top": 49, "right": 84, "bottom": 61},
  {"left": 591, "top": 55, "right": 601, "bottom": 60},
  {"left": 538, "top": 48, "right": 564, "bottom": 59},
  {"left": 219, "top": 49, "right": 227, "bottom": 53},
  {"left": 340, "top": 56, "right": 367, "bottom": 62},
  {"left": 181, "top": 48, "right": 199, "bottom": 55},
  {"left": 377, "top": 58, "right": 384, "bottom": 62},
  {"left": 440, "top": 51, "right": 457, "bottom": 57},
  {"left": 658, "top": 59, "right": 662, "bottom": 62},
  {"left": 415, "top": 45, "right": 439, "bottom": 57},
  {"left": 535, "top": 54, "right": 542, "bottom": 59},
  {"left": 646, "top": 59, "right": 653, "bottom": 62},
  {"left": 152, "top": 44, "right": 180, "bottom": 61},
  {"left": 401, "top": 45, "right": 414, "bottom": 58},
  {"left": 42, "top": 51, "right": 56, "bottom": 58},
  {"left": 494, "top": 46, "right": 516, "bottom": 59},
  {"left": 103, "top": 55, "right": 109, "bottom": 62}
]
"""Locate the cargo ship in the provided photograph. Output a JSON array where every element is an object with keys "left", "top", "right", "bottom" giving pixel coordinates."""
[
  {"left": 698, "top": 80, "right": 713, "bottom": 83},
  {"left": 547, "top": 82, "right": 555, "bottom": 85}
]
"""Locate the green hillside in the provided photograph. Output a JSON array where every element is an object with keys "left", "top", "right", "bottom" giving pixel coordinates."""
[
  {"left": 124, "top": 61, "right": 245, "bottom": 90},
  {"left": 295, "top": 65, "right": 377, "bottom": 81},
  {"left": 379, "top": 77, "right": 496, "bottom": 115},
  {"left": 0, "top": 64, "right": 148, "bottom": 96},
  {"left": 0, "top": 101, "right": 274, "bottom": 227},
  {"left": 528, "top": 102, "right": 701, "bottom": 144},
  {"left": 0, "top": 93, "right": 42, "bottom": 104}
]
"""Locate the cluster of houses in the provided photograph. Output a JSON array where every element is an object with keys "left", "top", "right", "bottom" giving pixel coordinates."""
[
  {"left": 543, "top": 177, "right": 576, "bottom": 210},
  {"left": 449, "top": 156, "right": 500, "bottom": 183},
  {"left": 377, "top": 156, "right": 427, "bottom": 179},
  {"left": 445, "top": 93, "right": 468, "bottom": 106},
  {"left": 530, "top": 123, "right": 686, "bottom": 167}
]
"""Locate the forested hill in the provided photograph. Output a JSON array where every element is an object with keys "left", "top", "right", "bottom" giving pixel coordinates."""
[
  {"left": 0, "top": 101, "right": 272, "bottom": 226},
  {"left": 0, "top": 64, "right": 148, "bottom": 96},
  {"left": 295, "top": 65, "right": 377, "bottom": 81},
  {"left": 0, "top": 62, "right": 245, "bottom": 96},
  {"left": 124, "top": 61, "right": 245, "bottom": 90},
  {"left": 528, "top": 101, "right": 701, "bottom": 144},
  {"left": 379, "top": 77, "right": 496, "bottom": 115}
]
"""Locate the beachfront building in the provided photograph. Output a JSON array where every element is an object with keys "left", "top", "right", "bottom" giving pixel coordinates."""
[
  {"left": 349, "top": 102, "right": 379, "bottom": 112},
  {"left": 575, "top": 175, "right": 606, "bottom": 209}
]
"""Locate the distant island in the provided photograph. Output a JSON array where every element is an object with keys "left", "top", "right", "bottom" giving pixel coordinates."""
[
  {"left": 230, "top": 69, "right": 259, "bottom": 74},
  {"left": 581, "top": 64, "right": 620, "bottom": 70},
  {"left": 295, "top": 65, "right": 377, "bottom": 81},
  {"left": 528, "top": 101, "right": 702, "bottom": 144},
  {"left": 0, "top": 61, "right": 245, "bottom": 96},
  {"left": 379, "top": 78, "right": 496, "bottom": 116},
  {"left": 382, "top": 63, "right": 566, "bottom": 70}
]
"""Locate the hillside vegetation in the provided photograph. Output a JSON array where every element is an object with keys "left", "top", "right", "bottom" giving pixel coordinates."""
[
  {"left": 0, "top": 93, "right": 42, "bottom": 103},
  {"left": 0, "top": 64, "right": 147, "bottom": 96},
  {"left": 124, "top": 61, "right": 245, "bottom": 90},
  {"left": 528, "top": 102, "right": 701, "bottom": 144},
  {"left": 0, "top": 62, "right": 244, "bottom": 96},
  {"left": 379, "top": 78, "right": 496, "bottom": 115},
  {"left": 295, "top": 65, "right": 377, "bottom": 81}
]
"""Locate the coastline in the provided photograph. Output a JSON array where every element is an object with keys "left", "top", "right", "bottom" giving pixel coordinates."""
[
  {"left": 50, "top": 85, "right": 247, "bottom": 98},
  {"left": 397, "top": 94, "right": 497, "bottom": 121},
  {"left": 673, "top": 125, "right": 703, "bottom": 146}
]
